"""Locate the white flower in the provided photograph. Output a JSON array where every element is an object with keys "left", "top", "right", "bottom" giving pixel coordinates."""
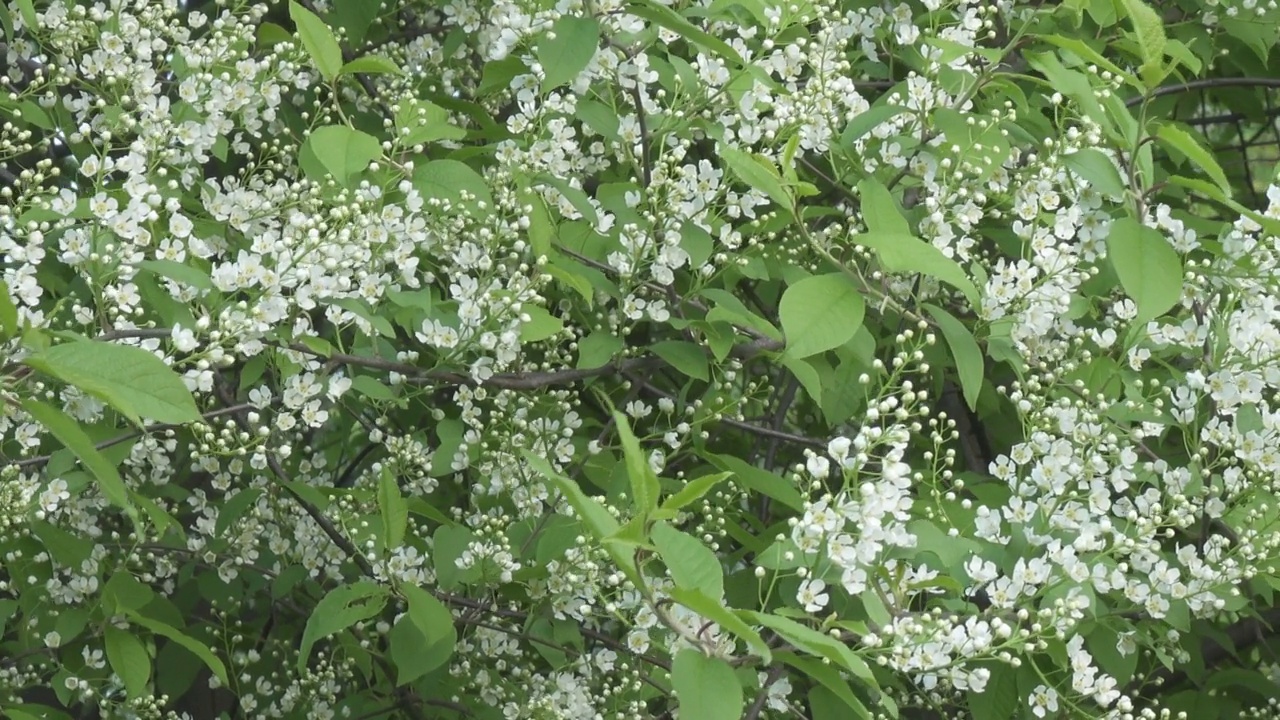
[{"left": 796, "top": 578, "right": 829, "bottom": 613}]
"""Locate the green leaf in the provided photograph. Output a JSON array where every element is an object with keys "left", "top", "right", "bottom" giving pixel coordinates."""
[
  {"left": 777, "top": 652, "right": 871, "bottom": 719},
  {"left": 13, "top": 0, "right": 35, "bottom": 28},
  {"left": 855, "top": 232, "right": 981, "bottom": 309},
  {"left": 923, "top": 304, "right": 983, "bottom": 411},
  {"left": 535, "top": 15, "right": 600, "bottom": 90},
  {"left": 661, "top": 471, "right": 732, "bottom": 513},
  {"left": 213, "top": 488, "right": 263, "bottom": 537},
  {"left": 104, "top": 626, "right": 150, "bottom": 698},
  {"left": 576, "top": 331, "right": 623, "bottom": 369},
  {"left": 124, "top": 612, "right": 229, "bottom": 688},
  {"left": 650, "top": 340, "right": 710, "bottom": 381},
  {"left": 626, "top": 0, "right": 744, "bottom": 65},
  {"left": 303, "top": 125, "right": 381, "bottom": 187},
  {"left": 719, "top": 144, "right": 792, "bottom": 212},
  {"left": 396, "top": 99, "right": 467, "bottom": 146},
  {"left": 414, "top": 159, "right": 494, "bottom": 215},
  {"left": 137, "top": 259, "right": 214, "bottom": 292},
  {"left": 396, "top": 584, "right": 456, "bottom": 683},
  {"left": 1035, "top": 34, "right": 1140, "bottom": 88},
  {"left": 522, "top": 451, "right": 643, "bottom": 588},
  {"left": 1154, "top": 123, "right": 1231, "bottom": 198},
  {"left": 103, "top": 572, "right": 156, "bottom": 615},
  {"left": 1106, "top": 216, "right": 1183, "bottom": 327},
  {"left": 340, "top": 55, "right": 404, "bottom": 76},
  {"left": 609, "top": 408, "right": 661, "bottom": 516},
  {"left": 22, "top": 399, "right": 135, "bottom": 520},
  {"left": 519, "top": 306, "right": 564, "bottom": 343},
  {"left": 289, "top": 1, "right": 343, "bottom": 82},
  {"left": 296, "top": 581, "right": 389, "bottom": 671},
  {"left": 969, "top": 662, "right": 1020, "bottom": 720},
  {"left": 23, "top": 340, "right": 200, "bottom": 426},
  {"left": 1062, "top": 148, "right": 1128, "bottom": 200},
  {"left": 858, "top": 177, "right": 911, "bottom": 235},
  {"left": 671, "top": 648, "right": 743, "bottom": 720},
  {"left": 523, "top": 452, "right": 620, "bottom": 538},
  {"left": 742, "top": 611, "right": 877, "bottom": 686},
  {"left": 378, "top": 466, "right": 408, "bottom": 551},
  {"left": 1118, "top": 0, "right": 1166, "bottom": 87},
  {"left": 780, "top": 273, "right": 866, "bottom": 359},
  {"left": 841, "top": 104, "right": 909, "bottom": 148},
  {"left": 333, "top": 0, "right": 379, "bottom": 45},
  {"left": 705, "top": 453, "right": 804, "bottom": 512},
  {"left": 652, "top": 522, "right": 723, "bottom": 599},
  {"left": 0, "top": 280, "right": 19, "bottom": 340}
]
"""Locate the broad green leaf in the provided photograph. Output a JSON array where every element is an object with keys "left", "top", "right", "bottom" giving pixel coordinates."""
[
  {"left": 333, "top": 0, "right": 379, "bottom": 45},
  {"left": 414, "top": 159, "right": 494, "bottom": 214},
  {"left": 289, "top": 1, "right": 343, "bottom": 82},
  {"left": 296, "top": 581, "right": 389, "bottom": 670},
  {"left": 328, "top": 297, "right": 396, "bottom": 338},
  {"left": 0, "top": 280, "right": 19, "bottom": 340},
  {"left": 777, "top": 652, "right": 871, "bottom": 719},
  {"left": 576, "top": 331, "right": 623, "bottom": 369},
  {"left": 671, "top": 649, "right": 742, "bottom": 720},
  {"left": 522, "top": 451, "right": 643, "bottom": 588},
  {"left": 519, "top": 306, "right": 564, "bottom": 343},
  {"left": 304, "top": 125, "right": 381, "bottom": 187},
  {"left": 858, "top": 177, "right": 911, "bottom": 235},
  {"left": 611, "top": 408, "right": 661, "bottom": 516},
  {"left": 103, "top": 572, "right": 156, "bottom": 615},
  {"left": 535, "top": 15, "right": 600, "bottom": 90},
  {"left": 652, "top": 522, "right": 723, "bottom": 599},
  {"left": 137, "top": 259, "right": 214, "bottom": 292},
  {"left": 1154, "top": 123, "right": 1231, "bottom": 197},
  {"left": 780, "top": 273, "right": 866, "bottom": 359},
  {"left": 969, "top": 662, "right": 1020, "bottom": 720},
  {"left": 104, "top": 626, "right": 150, "bottom": 698},
  {"left": 841, "top": 104, "right": 909, "bottom": 148},
  {"left": 378, "top": 466, "right": 408, "bottom": 551},
  {"left": 706, "top": 453, "right": 805, "bottom": 511},
  {"left": 650, "top": 340, "right": 710, "bottom": 381},
  {"left": 742, "top": 611, "right": 877, "bottom": 686},
  {"left": 14, "top": 0, "right": 35, "bottom": 28},
  {"left": 1062, "top": 148, "right": 1128, "bottom": 199},
  {"left": 23, "top": 340, "right": 200, "bottom": 426},
  {"left": 22, "top": 399, "right": 135, "bottom": 520},
  {"left": 781, "top": 354, "right": 824, "bottom": 407},
  {"left": 1024, "top": 52, "right": 1111, "bottom": 136},
  {"left": 396, "top": 99, "right": 467, "bottom": 146},
  {"left": 625, "top": 0, "right": 744, "bottom": 65},
  {"left": 213, "top": 487, "right": 263, "bottom": 537},
  {"left": 1035, "top": 34, "right": 1139, "bottom": 88},
  {"left": 1118, "top": 0, "right": 1166, "bottom": 87},
  {"left": 257, "top": 21, "right": 293, "bottom": 46},
  {"left": 396, "top": 584, "right": 456, "bottom": 683},
  {"left": 523, "top": 452, "right": 619, "bottom": 538},
  {"left": 854, "top": 231, "right": 981, "bottom": 309},
  {"left": 923, "top": 304, "right": 983, "bottom": 411},
  {"left": 340, "top": 55, "right": 404, "bottom": 76},
  {"left": 32, "top": 520, "right": 92, "bottom": 568},
  {"left": 661, "top": 471, "right": 732, "bottom": 512},
  {"left": 719, "top": 144, "right": 792, "bottom": 212},
  {"left": 125, "top": 612, "right": 229, "bottom": 687},
  {"left": 1106, "top": 216, "right": 1183, "bottom": 327}
]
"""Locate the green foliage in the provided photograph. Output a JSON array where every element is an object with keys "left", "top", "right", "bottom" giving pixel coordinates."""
[{"left": 5, "top": 0, "right": 1280, "bottom": 717}]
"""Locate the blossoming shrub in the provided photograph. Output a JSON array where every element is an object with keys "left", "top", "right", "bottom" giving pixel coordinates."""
[{"left": 3, "top": 0, "right": 1280, "bottom": 717}]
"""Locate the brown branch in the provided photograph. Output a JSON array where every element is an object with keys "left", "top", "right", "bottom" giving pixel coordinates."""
[{"left": 1128, "top": 77, "right": 1280, "bottom": 108}]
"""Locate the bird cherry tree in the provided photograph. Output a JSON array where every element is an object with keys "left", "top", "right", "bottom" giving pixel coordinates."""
[{"left": 2, "top": 0, "right": 1280, "bottom": 718}]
